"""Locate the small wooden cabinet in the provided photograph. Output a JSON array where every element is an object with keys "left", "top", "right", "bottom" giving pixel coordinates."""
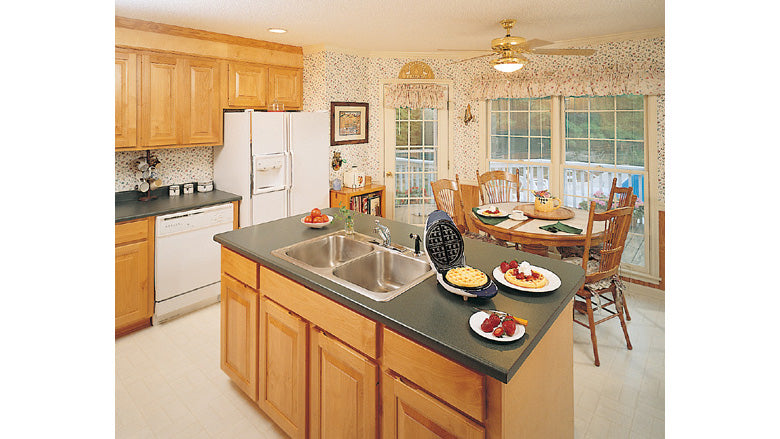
[
  {"left": 309, "top": 328, "right": 377, "bottom": 439},
  {"left": 269, "top": 66, "right": 302, "bottom": 110},
  {"left": 227, "top": 62, "right": 268, "bottom": 108},
  {"left": 330, "top": 184, "right": 386, "bottom": 218},
  {"left": 140, "top": 52, "right": 182, "bottom": 147},
  {"left": 115, "top": 218, "right": 154, "bottom": 336},
  {"left": 115, "top": 50, "right": 138, "bottom": 148},
  {"left": 183, "top": 57, "right": 222, "bottom": 144},
  {"left": 220, "top": 274, "right": 259, "bottom": 400},
  {"left": 258, "top": 297, "right": 308, "bottom": 439}
]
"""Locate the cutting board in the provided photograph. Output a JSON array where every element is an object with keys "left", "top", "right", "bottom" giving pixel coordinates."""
[{"left": 516, "top": 203, "right": 575, "bottom": 220}]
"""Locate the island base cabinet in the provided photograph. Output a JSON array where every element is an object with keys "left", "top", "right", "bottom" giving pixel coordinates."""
[
  {"left": 309, "top": 328, "right": 378, "bottom": 439},
  {"left": 258, "top": 297, "right": 308, "bottom": 439},
  {"left": 382, "top": 371, "right": 485, "bottom": 439},
  {"left": 220, "top": 274, "right": 258, "bottom": 401}
]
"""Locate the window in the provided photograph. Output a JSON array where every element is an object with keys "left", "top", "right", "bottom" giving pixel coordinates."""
[
  {"left": 486, "top": 95, "right": 654, "bottom": 273},
  {"left": 488, "top": 98, "right": 551, "bottom": 202},
  {"left": 393, "top": 107, "right": 440, "bottom": 225}
]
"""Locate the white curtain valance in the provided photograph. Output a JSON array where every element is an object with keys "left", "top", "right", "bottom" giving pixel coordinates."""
[
  {"left": 471, "top": 62, "right": 664, "bottom": 99},
  {"left": 384, "top": 83, "right": 448, "bottom": 109}
]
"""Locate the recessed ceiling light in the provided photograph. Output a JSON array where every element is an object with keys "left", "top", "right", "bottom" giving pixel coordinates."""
[{"left": 267, "top": 28, "right": 287, "bottom": 34}]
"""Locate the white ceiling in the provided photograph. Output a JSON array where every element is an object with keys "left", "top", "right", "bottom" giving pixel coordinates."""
[{"left": 114, "top": 0, "right": 664, "bottom": 53}]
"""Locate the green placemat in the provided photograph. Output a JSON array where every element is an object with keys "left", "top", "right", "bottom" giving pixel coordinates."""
[
  {"left": 539, "top": 221, "right": 582, "bottom": 234},
  {"left": 471, "top": 208, "right": 507, "bottom": 225}
]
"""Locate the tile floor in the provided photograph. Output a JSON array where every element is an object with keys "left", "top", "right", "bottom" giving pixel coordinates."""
[{"left": 115, "top": 285, "right": 664, "bottom": 438}]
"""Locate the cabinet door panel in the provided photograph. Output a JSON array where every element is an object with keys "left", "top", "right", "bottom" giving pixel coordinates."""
[
  {"left": 142, "top": 53, "right": 181, "bottom": 146},
  {"left": 115, "top": 50, "right": 137, "bottom": 148},
  {"left": 228, "top": 63, "right": 268, "bottom": 107},
  {"left": 115, "top": 240, "right": 150, "bottom": 328},
  {"left": 259, "top": 298, "right": 307, "bottom": 439},
  {"left": 382, "top": 372, "right": 485, "bottom": 439},
  {"left": 310, "top": 328, "right": 377, "bottom": 439},
  {"left": 220, "top": 274, "right": 258, "bottom": 400},
  {"left": 185, "top": 58, "right": 221, "bottom": 144},
  {"left": 269, "top": 67, "right": 301, "bottom": 109}
]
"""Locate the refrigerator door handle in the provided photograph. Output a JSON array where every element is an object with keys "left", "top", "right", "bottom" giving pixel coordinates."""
[
  {"left": 250, "top": 153, "right": 256, "bottom": 193},
  {"left": 288, "top": 151, "right": 293, "bottom": 190}
]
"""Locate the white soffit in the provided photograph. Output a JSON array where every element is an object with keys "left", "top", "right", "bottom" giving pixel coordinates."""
[{"left": 115, "top": 0, "right": 664, "bottom": 53}]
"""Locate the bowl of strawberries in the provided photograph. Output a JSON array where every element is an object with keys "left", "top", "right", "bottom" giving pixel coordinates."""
[{"left": 301, "top": 208, "right": 333, "bottom": 228}]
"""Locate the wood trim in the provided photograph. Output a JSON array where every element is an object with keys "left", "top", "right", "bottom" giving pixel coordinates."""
[
  {"left": 115, "top": 317, "right": 151, "bottom": 338},
  {"left": 232, "top": 200, "right": 240, "bottom": 230},
  {"left": 116, "top": 17, "right": 303, "bottom": 55},
  {"left": 622, "top": 209, "right": 665, "bottom": 290}
]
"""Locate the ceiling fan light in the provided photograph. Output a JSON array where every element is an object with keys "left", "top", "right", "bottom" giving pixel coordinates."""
[{"left": 491, "top": 55, "right": 527, "bottom": 73}]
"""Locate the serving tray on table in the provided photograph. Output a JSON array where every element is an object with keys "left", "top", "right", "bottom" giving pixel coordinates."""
[{"left": 515, "top": 203, "right": 575, "bottom": 220}]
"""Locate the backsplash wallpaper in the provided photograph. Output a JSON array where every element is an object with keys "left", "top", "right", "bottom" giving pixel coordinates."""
[
  {"left": 115, "top": 146, "right": 214, "bottom": 192},
  {"left": 303, "top": 37, "right": 665, "bottom": 205}
]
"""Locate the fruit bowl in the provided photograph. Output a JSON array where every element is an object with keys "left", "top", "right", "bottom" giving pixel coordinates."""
[{"left": 301, "top": 214, "right": 333, "bottom": 228}]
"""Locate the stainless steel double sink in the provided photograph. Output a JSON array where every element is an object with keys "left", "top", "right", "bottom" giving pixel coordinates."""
[{"left": 271, "top": 231, "right": 434, "bottom": 302}]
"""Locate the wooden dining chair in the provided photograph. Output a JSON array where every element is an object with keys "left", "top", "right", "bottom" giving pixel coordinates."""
[
  {"left": 430, "top": 175, "right": 467, "bottom": 232},
  {"left": 608, "top": 177, "right": 635, "bottom": 210},
  {"left": 566, "top": 195, "right": 637, "bottom": 366},
  {"left": 475, "top": 169, "right": 521, "bottom": 204}
]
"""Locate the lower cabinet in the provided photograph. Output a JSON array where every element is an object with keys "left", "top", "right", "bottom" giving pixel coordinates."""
[
  {"left": 309, "top": 327, "right": 377, "bottom": 439},
  {"left": 220, "top": 274, "right": 258, "bottom": 400},
  {"left": 115, "top": 218, "right": 154, "bottom": 336},
  {"left": 382, "top": 372, "right": 485, "bottom": 439},
  {"left": 258, "top": 297, "right": 308, "bottom": 439}
]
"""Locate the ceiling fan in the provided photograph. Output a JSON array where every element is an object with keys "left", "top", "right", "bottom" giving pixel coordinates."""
[{"left": 446, "top": 19, "right": 596, "bottom": 72}]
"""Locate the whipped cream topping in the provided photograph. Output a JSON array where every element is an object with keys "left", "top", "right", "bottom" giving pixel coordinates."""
[{"left": 518, "top": 261, "right": 532, "bottom": 276}]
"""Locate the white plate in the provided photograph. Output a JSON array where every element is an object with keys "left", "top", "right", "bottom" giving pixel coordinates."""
[
  {"left": 492, "top": 265, "right": 561, "bottom": 293},
  {"left": 469, "top": 311, "right": 525, "bottom": 342},
  {"left": 476, "top": 206, "right": 509, "bottom": 218},
  {"left": 508, "top": 212, "right": 527, "bottom": 221},
  {"left": 301, "top": 214, "right": 333, "bottom": 228}
]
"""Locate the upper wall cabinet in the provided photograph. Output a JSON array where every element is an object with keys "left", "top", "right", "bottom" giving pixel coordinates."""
[
  {"left": 115, "top": 50, "right": 138, "bottom": 149},
  {"left": 227, "top": 62, "right": 268, "bottom": 108},
  {"left": 269, "top": 67, "right": 302, "bottom": 110},
  {"left": 183, "top": 57, "right": 222, "bottom": 145},
  {"left": 140, "top": 53, "right": 182, "bottom": 147}
]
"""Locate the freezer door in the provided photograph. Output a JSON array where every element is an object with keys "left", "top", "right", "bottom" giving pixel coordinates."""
[
  {"left": 251, "top": 112, "right": 286, "bottom": 155},
  {"left": 288, "top": 112, "right": 330, "bottom": 216},
  {"left": 252, "top": 190, "right": 288, "bottom": 225}
]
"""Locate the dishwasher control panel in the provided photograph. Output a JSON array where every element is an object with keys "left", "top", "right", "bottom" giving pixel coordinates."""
[{"left": 156, "top": 204, "right": 234, "bottom": 237}]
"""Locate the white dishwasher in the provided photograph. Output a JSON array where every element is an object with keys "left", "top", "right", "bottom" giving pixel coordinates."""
[{"left": 154, "top": 203, "right": 234, "bottom": 324}]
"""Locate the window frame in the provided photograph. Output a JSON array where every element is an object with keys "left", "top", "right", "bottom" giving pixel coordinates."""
[{"left": 479, "top": 96, "right": 661, "bottom": 283}]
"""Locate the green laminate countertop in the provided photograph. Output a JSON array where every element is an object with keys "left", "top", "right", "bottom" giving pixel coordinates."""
[
  {"left": 213, "top": 208, "right": 584, "bottom": 383},
  {"left": 115, "top": 189, "right": 242, "bottom": 223}
]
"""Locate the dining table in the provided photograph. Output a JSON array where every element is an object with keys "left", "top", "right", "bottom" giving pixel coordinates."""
[{"left": 468, "top": 202, "right": 605, "bottom": 257}]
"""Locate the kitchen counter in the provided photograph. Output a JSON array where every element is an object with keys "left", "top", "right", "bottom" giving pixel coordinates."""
[
  {"left": 214, "top": 207, "right": 584, "bottom": 383},
  {"left": 115, "top": 189, "right": 242, "bottom": 223}
]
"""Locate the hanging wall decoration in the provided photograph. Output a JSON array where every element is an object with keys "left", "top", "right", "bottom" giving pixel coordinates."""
[
  {"left": 398, "top": 61, "right": 434, "bottom": 79},
  {"left": 330, "top": 102, "right": 369, "bottom": 145}
]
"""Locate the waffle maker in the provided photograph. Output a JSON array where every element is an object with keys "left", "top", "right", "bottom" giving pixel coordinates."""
[{"left": 424, "top": 210, "right": 498, "bottom": 300}]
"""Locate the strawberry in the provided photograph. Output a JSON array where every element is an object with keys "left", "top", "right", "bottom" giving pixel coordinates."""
[
  {"left": 492, "top": 327, "right": 504, "bottom": 337},
  {"left": 500, "top": 261, "right": 510, "bottom": 273},
  {"left": 509, "top": 260, "right": 518, "bottom": 269},
  {"left": 502, "top": 319, "right": 517, "bottom": 336},
  {"left": 480, "top": 318, "right": 494, "bottom": 333},
  {"left": 487, "top": 313, "right": 501, "bottom": 327}
]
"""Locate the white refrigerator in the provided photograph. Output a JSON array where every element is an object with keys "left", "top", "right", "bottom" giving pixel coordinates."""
[{"left": 214, "top": 110, "right": 330, "bottom": 227}]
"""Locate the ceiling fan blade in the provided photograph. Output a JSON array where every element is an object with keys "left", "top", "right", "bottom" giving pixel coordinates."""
[
  {"left": 436, "top": 49, "right": 493, "bottom": 52},
  {"left": 521, "top": 39, "right": 553, "bottom": 50},
  {"left": 446, "top": 53, "right": 496, "bottom": 65},
  {"left": 530, "top": 48, "right": 596, "bottom": 56}
]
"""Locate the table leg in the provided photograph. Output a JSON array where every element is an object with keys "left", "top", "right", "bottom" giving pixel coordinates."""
[{"left": 520, "top": 243, "right": 549, "bottom": 257}]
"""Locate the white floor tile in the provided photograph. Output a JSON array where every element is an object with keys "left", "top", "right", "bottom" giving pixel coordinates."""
[{"left": 116, "top": 284, "right": 664, "bottom": 438}]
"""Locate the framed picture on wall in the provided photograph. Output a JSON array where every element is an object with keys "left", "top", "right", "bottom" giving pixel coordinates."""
[{"left": 330, "top": 102, "right": 369, "bottom": 145}]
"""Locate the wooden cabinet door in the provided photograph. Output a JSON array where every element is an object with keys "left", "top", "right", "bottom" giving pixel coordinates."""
[
  {"left": 220, "top": 274, "right": 259, "bottom": 400},
  {"left": 381, "top": 372, "right": 485, "bottom": 439},
  {"left": 258, "top": 298, "right": 308, "bottom": 439},
  {"left": 115, "top": 240, "right": 150, "bottom": 329},
  {"left": 141, "top": 53, "right": 182, "bottom": 146},
  {"left": 183, "top": 57, "right": 222, "bottom": 144},
  {"left": 309, "top": 328, "right": 377, "bottom": 439},
  {"left": 115, "top": 50, "right": 137, "bottom": 148},
  {"left": 228, "top": 62, "right": 268, "bottom": 107},
  {"left": 269, "top": 67, "right": 302, "bottom": 109}
]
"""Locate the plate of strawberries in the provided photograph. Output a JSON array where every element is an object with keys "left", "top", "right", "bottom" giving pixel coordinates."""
[{"left": 469, "top": 310, "right": 526, "bottom": 342}]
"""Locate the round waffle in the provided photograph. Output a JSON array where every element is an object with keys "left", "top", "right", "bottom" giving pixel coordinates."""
[
  {"left": 504, "top": 268, "right": 548, "bottom": 289},
  {"left": 445, "top": 266, "right": 489, "bottom": 289}
]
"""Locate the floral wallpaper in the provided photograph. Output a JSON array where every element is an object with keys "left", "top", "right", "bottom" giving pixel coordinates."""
[
  {"left": 115, "top": 146, "right": 213, "bottom": 192},
  {"left": 303, "top": 37, "right": 665, "bottom": 205}
]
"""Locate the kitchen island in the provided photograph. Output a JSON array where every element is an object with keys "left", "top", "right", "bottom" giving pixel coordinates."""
[{"left": 214, "top": 208, "right": 584, "bottom": 439}]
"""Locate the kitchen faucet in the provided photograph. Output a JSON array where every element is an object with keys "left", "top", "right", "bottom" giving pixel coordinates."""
[{"left": 374, "top": 220, "right": 391, "bottom": 247}]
